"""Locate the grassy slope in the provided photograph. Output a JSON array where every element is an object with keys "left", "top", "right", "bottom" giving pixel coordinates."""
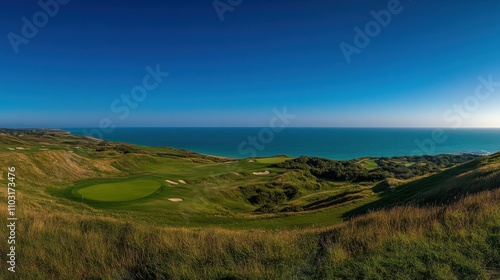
[
  {"left": 1, "top": 180, "right": 498, "bottom": 279},
  {"left": 0, "top": 133, "right": 370, "bottom": 229},
  {"left": 345, "top": 153, "right": 500, "bottom": 218},
  {"left": 0, "top": 132, "right": 499, "bottom": 279}
]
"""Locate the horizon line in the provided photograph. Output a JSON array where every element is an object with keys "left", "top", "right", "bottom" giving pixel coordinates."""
[{"left": 3, "top": 126, "right": 500, "bottom": 130}]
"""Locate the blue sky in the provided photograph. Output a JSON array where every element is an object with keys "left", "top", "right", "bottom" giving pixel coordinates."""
[{"left": 1, "top": 0, "right": 500, "bottom": 128}]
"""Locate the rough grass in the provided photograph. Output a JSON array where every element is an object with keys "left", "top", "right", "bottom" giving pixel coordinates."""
[{"left": 0, "top": 187, "right": 498, "bottom": 279}]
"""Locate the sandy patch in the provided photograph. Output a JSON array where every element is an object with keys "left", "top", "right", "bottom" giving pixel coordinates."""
[
  {"left": 178, "top": 180, "right": 187, "bottom": 184},
  {"left": 85, "top": 136, "right": 103, "bottom": 142},
  {"left": 39, "top": 148, "right": 49, "bottom": 151},
  {"left": 253, "top": 170, "right": 270, "bottom": 175},
  {"left": 248, "top": 160, "right": 255, "bottom": 162},
  {"left": 166, "top": 180, "right": 179, "bottom": 185},
  {"left": 7, "top": 148, "right": 15, "bottom": 151},
  {"left": 168, "top": 198, "right": 183, "bottom": 202},
  {"left": 16, "top": 147, "right": 26, "bottom": 150}
]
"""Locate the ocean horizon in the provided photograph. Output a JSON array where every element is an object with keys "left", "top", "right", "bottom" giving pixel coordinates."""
[{"left": 66, "top": 127, "right": 500, "bottom": 160}]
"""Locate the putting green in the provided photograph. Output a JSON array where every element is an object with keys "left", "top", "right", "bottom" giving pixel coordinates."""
[{"left": 76, "top": 179, "right": 162, "bottom": 202}]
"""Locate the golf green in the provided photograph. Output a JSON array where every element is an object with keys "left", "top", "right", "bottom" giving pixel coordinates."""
[{"left": 77, "top": 179, "right": 162, "bottom": 202}]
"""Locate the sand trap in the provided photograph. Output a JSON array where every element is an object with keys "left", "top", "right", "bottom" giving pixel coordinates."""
[
  {"left": 165, "top": 180, "right": 179, "bottom": 185},
  {"left": 16, "top": 147, "right": 26, "bottom": 150},
  {"left": 253, "top": 170, "right": 270, "bottom": 175},
  {"left": 39, "top": 148, "right": 49, "bottom": 151},
  {"left": 7, "top": 148, "right": 15, "bottom": 151},
  {"left": 168, "top": 198, "right": 183, "bottom": 202},
  {"left": 248, "top": 160, "right": 255, "bottom": 162},
  {"left": 178, "top": 180, "right": 187, "bottom": 184}
]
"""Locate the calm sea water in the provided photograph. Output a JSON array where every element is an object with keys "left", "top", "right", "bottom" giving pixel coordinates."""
[{"left": 66, "top": 128, "right": 500, "bottom": 160}]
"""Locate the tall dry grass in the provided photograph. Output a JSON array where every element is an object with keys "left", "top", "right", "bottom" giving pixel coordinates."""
[{"left": 0, "top": 187, "right": 498, "bottom": 279}]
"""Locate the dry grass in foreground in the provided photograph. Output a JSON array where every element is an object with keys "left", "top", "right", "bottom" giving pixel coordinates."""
[{"left": 0, "top": 187, "right": 498, "bottom": 279}]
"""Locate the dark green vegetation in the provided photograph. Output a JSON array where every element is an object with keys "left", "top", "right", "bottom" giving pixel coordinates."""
[
  {"left": 274, "top": 154, "right": 481, "bottom": 181},
  {"left": 0, "top": 129, "right": 498, "bottom": 279}
]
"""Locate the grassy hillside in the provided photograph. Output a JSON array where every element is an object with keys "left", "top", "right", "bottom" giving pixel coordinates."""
[
  {"left": 0, "top": 129, "right": 498, "bottom": 279},
  {"left": 1, "top": 178, "right": 498, "bottom": 279}
]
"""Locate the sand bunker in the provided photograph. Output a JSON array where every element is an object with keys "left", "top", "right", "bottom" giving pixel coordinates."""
[
  {"left": 253, "top": 170, "right": 270, "bottom": 175},
  {"left": 7, "top": 148, "right": 15, "bottom": 151},
  {"left": 168, "top": 198, "right": 183, "bottom": 202},
  {"left": 178, "top": 180, "right": 187, "bottom": 184},
  {"left": 248, "top": 160, "right": 255, "bottom": 162},
  {"left": 165, "top": 180, "right": 179, "bottom": 185},
  {"left": 15, "top": 147, "right": 26, "bottom": 150}
]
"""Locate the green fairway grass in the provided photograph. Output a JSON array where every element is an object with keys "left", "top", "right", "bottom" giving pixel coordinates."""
[
  {"left": 76, "top": 179, "right": 162, "bottom": 202},
  {"left": 359, "top": 158, "right": 379, "bottom": 170},
  {"left": 254, "top": 156, "right": 292, "bottom": 164}
]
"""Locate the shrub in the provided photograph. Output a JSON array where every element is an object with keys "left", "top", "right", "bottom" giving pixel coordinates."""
[
  {"left": 283, "top": 184, "right": 300, "bottom": 199},
  {"left": 255, "top": 204, "right": 279, "bottom": 213}
]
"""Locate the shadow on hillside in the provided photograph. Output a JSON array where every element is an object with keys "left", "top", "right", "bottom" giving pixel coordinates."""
[
  {"left": 342, "top": 158, "right": 490, "bottom": 219},
  {"left": 371, "top": 180, "right": 390, "bottom": 193},
  {"left": 303, "top": 191, "right": 364, "bottom": 211}
]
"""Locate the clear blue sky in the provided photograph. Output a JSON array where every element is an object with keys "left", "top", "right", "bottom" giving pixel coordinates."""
[{"left": 1, "top": 0, "right": 500, "bottom": 128}]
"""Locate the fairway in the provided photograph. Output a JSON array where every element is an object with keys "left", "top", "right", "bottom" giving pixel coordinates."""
[
  {"left": 76, "top": 179, "right": 162, "bottom": 202},
  {"left": 254, "top": 156, "right": 292, "bottom": 164}
]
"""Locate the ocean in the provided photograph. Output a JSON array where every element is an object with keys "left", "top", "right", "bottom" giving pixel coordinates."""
[{"left": 66, "top": 128, "right": 500, "bottom": 160}]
